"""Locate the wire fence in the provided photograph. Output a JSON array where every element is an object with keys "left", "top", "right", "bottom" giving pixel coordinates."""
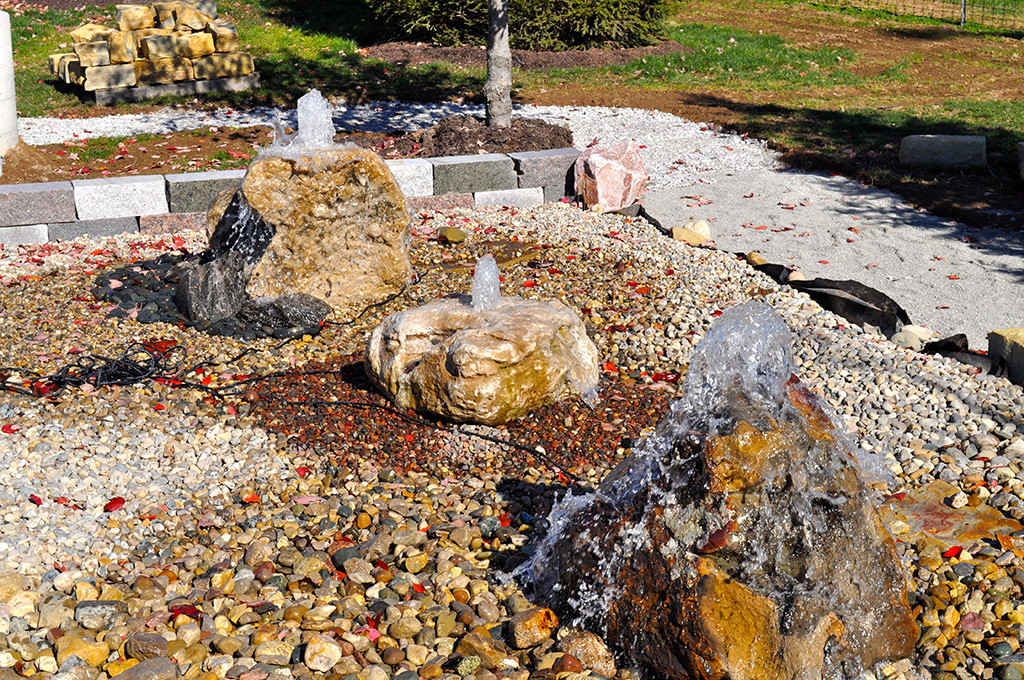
[{"left": 808, "top": 0, "right": 1024, "bottom": 30}]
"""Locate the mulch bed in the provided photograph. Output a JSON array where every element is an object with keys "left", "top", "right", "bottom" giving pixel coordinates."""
[{"left": 247, "top": 353, "right": 678, "bottom": 484}]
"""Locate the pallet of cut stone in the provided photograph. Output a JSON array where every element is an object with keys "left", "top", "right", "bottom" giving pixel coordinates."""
[{"left": 47, "top": 0, "right": 257, "bottom": 103}]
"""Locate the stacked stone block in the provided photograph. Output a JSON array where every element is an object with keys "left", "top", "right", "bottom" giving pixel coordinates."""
[{"left": 47, "top": 0, "right": 254, "bottom": 97}]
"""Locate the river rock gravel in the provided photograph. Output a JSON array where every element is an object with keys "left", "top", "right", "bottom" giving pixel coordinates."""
[{"left": 0, "top": 201, "right": 1022, "bottom": 680}]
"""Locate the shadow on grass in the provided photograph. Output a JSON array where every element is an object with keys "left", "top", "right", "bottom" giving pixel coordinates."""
[{"left": 251, "top": 0, "right": 387, "bottom": 44}]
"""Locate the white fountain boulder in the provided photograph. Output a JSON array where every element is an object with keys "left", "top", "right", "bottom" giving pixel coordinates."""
[{"left": 365, "top": 256, "right": 599, "bottom": 425}]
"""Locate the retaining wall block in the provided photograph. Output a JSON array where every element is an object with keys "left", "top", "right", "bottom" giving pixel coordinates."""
[
  {"left": 384, "top": 158, "right": 433, "bottom": 198},
  {"left": 73, "top": 175, "right": 169, "bottom": 220},
  {"left": 165, "top": 168, "right": 245, "bottom": 213},
  {"left": 509, "top": 148, "right": 580, "bottom": 190},
  {"left": 430, "top": 154, "right": 516, "bottom": 195},
  {"left": 0, "top": 224, "right": 47, "bottom": 247},
  {"left": 0, "top": 181, "right": 76, "bottom": 227},
  {"left": 899, "top": 134, "right": 987, "bottom": 170},
  {"left": 49, "top": 217, "right": 139, "bottom": 242},
  {"left": 474, "top": 186, "right": 544, "bottom": 209}
]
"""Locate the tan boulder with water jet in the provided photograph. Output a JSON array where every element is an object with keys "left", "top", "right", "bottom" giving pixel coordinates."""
[
  {"left": 365, "top": 295, "right": 598, "bottom": 425},
  {"left": 237, "top": 148, "right": 412, "bottom": 316}
]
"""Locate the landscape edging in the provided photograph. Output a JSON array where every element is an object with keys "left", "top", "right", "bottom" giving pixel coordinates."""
[{"left": 0, "top": 147, "right": 581, "bottom": 247}]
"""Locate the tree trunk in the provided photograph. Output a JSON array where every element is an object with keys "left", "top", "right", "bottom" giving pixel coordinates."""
[{"left": 484, "top": 0, "right": 511, "bottom": 128}]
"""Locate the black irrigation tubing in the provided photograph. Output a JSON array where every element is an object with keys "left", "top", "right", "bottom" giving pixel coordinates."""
[{"left": 257, "top": 393, "right": 586, "bottom": 489}]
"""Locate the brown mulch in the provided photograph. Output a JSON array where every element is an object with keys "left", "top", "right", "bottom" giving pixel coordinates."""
[
  {"left": 247, "top": 353, "right": 676, "bottom": 482},
  {"left": 361, "top": 40, "right": 692, "bottom": 70}
]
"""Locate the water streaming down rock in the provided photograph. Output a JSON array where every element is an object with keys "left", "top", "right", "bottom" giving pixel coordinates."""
[
  {"left": 528, "top": 301, "right": 917, "bottom": 680},
  {"left": 175, "top": 90, "right": 412, "bottom": 326}
]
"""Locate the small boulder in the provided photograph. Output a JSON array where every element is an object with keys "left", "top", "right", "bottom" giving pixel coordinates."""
[
  {"left": 670, "top": 226, "right": 705, "bottom": 246},
  {"left": 574, "top": 141, "right": 648, "bottom": 212},
  {"left": 365, "top": 295, "right": 599, "bottom": 425}
]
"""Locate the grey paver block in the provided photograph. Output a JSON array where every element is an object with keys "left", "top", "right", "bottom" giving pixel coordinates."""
[
  {"left": 49, "top": 217, "right": 138, "bottom": 242},
  {"left": 0, "top": 224, "right": 47, "bottom": 247},
  {"left": 474, "top": 187, "right": 544, "bottom": 209},
  {"left": 899, "top": 134, "right": 987, "bottom": 170},
  {"left": 543, "top": 185, "right": 568, "bottom": 204},
  {"left": 0, "top": 182, "right": 76, "bottom": 227},
  {"left": 73, "top": 175, "right": 169, "bottom": 220},
  {"left": 384, "top": 159, "right": 433, "bottom": 198},
  {"left": 509, "top": 148, "right": 580, "bottom": 189},
  {"left": 166, "top": 169, "right": 245, "bottom": 213},
  {"left": 430, "top": 154, "right": 516, "bottom": 195}
]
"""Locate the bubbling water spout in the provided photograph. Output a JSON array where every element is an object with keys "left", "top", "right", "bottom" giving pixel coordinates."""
[{"left": 471, "top": 255, "right": 502, "bottom": 311}]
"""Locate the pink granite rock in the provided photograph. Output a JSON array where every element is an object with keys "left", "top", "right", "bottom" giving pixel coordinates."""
[{"left": 574, "top": 141, "right": 648, "bottom": 212}]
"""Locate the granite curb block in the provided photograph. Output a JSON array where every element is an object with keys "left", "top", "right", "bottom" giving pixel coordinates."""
[
  {"left": 430, "top": 153, "right": 517, "bottom": 195},
  {"left": 0, "top": 223, "right": 48, "bottom": 247},
  {"left": 1, "top": 149, "right": 581, "bottom": 245},
  {"left": 74, "top": 175, "right": 169, "bottom": 220},
  {"left": 899, "top": 134, "right": 988, "bottom": 170},
  {"left": 475, "top": 186, "right": 544, "bottom": 209},
  {"left": 385, "top": 158, "right": 433, "bottom": 198},
  {"left": 166, "top": 168, "right": 245, "bottom": 213},
  {"left": 0, "top": 181, "right": 76, "bottom": 227},
  {"left": 49, "top": 216, "right": 139, "bottom": 242},
  {"left": 509, "top": 148, "right": 580, "bottom": 190}
]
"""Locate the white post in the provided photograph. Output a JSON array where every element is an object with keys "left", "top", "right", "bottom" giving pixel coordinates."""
[{"left": 0, "top": 11, "right": 18, "bottom": 161}]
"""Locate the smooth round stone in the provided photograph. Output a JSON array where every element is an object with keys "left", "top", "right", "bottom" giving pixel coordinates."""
[
  {"left": 419, "top": 663, "right": 443, "bottom": 679},
  {"left": 357, "top": 513, "right": 372, "bottom": 530},
  {"left": 381, "top": 647, "right": 405, "bottom": 666}
]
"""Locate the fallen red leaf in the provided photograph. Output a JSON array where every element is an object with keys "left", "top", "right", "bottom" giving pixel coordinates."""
[
  {"left": 296, "top": 466, "right": 311, "bottom": 478},
  {"left": 54, "top": 496, "right": 70, "bottom": 506},
  {"left": 29, "top": 494, "right": 42, "bottom": 505},
  {"left": 943, "top": 546, "right": 963, "bottom": 559},
  {"left": 1, "top": 424, "right": 19, "bottom": 434},
  {"left": 602, "top": 362, "right": 618, "bottom": 372},
  {"left": 948, "top": 275, "right": 960, "bottom": 280},
  {"left": 243, "top": 494, "right": 260, "bottom": 504},
  {"left": 169, "top": 604, "right": 202, "bottom": 620},
  {"left": 153, "top": 403, "right": 165, "bottom": 411},
  {"left": 818, "top": 260, "right": 830, "bottom": 264},
  {"left": 104, "top": 497, "right": 126, "bottom": 512},
  {"left": 522, "top": 280, "right": 536, "bottom": 288},
  {"left": 412, "top": 582, "right": 426, "bottom": 593}
]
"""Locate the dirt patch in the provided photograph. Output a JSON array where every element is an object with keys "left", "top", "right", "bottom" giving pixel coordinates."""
[{"left": 362, "top": 40, "right": 691, "bottom": 70}]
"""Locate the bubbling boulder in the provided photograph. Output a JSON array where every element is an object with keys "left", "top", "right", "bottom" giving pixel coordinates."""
[
  {"left": 175, "top": 90, "right": 412, "bottom": 327},
  {"left": 365, "top": 257, "right": 599, "bottom": 425},
  {"left": 529, "top": 301, "right": 917, "bottom": 680}
]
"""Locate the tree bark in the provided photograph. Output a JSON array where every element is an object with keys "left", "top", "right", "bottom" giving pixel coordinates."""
[{"left": 484, "top": 0, "right": 511, "bottom": 128}]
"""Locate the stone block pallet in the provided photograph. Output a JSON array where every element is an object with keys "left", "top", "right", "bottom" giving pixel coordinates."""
[
  {"left": 48, "top": 0, "right": 257, "bottom": 103},
  {"left": 0, "top": 148, "right": 581, "bottom": 246}
]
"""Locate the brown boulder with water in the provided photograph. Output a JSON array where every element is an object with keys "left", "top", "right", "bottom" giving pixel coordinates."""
[{"left": 531, "top": 302, "right": 917, "bottom": 680}]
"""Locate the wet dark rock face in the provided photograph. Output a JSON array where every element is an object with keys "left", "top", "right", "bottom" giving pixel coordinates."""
[{"left": 530, "top": 302, "right": 918, "bottom": 680}]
